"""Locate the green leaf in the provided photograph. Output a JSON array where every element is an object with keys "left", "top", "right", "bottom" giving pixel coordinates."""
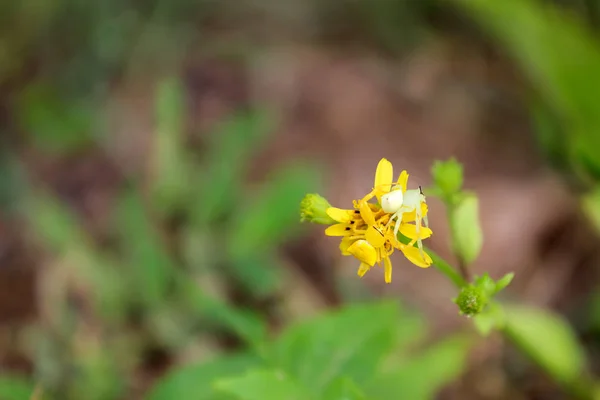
[
  {"left": 530, "top": 99, "right": 570, "bottom": 174},
  {"left": 114, "top": 190, "right": 174, "bottom": 307},
  {"left": 0, "top": 155, "right": 25, "bottom": 214},
  {"left": 473, "top": 302, "right": 505, "bottom": 337},
  {"left": 364, "top": 335, "right": 473, "bottom": 400},
  {"left": 152, "top": 77, "right": 190, "bottom": 214},
  {"left": 215, "top": 369, "right": 309, "bottom": 400},
  {"left": 582, "top": 187, "right": 600, "bottom": 233},
  {"left": 474, "top": 273, "right": 496, "bottom": 298},
  {"left": 269, "top": 301, "right": 403, "bottom": 396},
  {"left": 25, "top": 191, "right": 87, "bottom": 254},
  {"left": 17, "top": 83, "right": 95, "bottom": 154},
  {"left": 229, "top": 163, "right": 319, "bottom": 258},
  {"left": 70, "top": 349, "right": 125, "bottom": 400},
  {"left": 181, "top": 278, "right": 268, "bottom": 347},
  {"left": 503, "top": 305, "right": 586, "bottom": 385},
  {"left": 321, "top": 377, "right": 366, "bottom": 400},
  {"left": 494, "top": 272, "right": 515, "bottom": 294},
  {"left": 191, "top": 110, "right": 274, "bottom": 225},
  {"left": 452, "top": 0, "right": 600, "bottom": 171},
  {"left": 226, "top": 256, "right": 281, "bottom": 299},
  {"left": 449, "top": 194, "right": 483, "bottom": 265},
  {"left": 156, "top": 78, "right": 185, "bottom": 137},
  {"left": 0, "top": 376, "right": 36, "bottom": 400},
  {"left": 431, "top": 158, "right": 464, "bottom": 200},
  {"left": 227, "top": 163, "right": 319, "bottom": 296},
  {"left": 25, "top": 191, "right": 130, "bottom": 322},
  {"left": 146, "top": 353, "right": 261, "bottom": 400}
]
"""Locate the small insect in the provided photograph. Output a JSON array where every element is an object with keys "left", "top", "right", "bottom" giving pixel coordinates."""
[
  {"left": 359, "top": 182, "right": 429, "bottom": 260},
  {"left": 381, "top": 184, "right": 428, "bottom": 258}
]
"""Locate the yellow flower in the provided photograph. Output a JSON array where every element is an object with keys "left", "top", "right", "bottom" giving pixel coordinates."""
[
  {"left": 302, "top": 159, "right": 434, "bottom": 284},
  {"left": 359, "top": 158, "right": 431, "bottom": 262},
  {"left": 360, "top": 158, "right": 427, "bottom": 225},
  {"left": 324, "top": 201, "right": 432, "bottom": 283}
]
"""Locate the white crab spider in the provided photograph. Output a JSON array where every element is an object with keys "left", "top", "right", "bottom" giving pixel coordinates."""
[{"left": 381, "top": 185, "right": 429, "bottom": 258}]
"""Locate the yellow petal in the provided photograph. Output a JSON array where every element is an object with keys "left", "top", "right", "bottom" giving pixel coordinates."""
[
  {"left": 365, "top": 226, "right": 386, "bottom": 247},
  {"left": 401, "top": 245, "right": 432, "bottom": 268},
  {"left": 325, "top": 224, "right": 351, "bottom": 236},
  {"left": 347, "top": 239, "right": 377, "bottom": 266},
  {"left": 339, "top": 237, "right": 356, "bottom": 255},
  {"left": 357, "top": 262, "right": 371, "bottom": 277},
  {"left": 374, "top": 158, "right": 393, "bottom": 201},
  {"left": 359, "top": 200, "right": 376, "bottom": 226},
  {"left": 326, "top": 207, "right": 354, "bottom": 223},
  {"left": 383, "top": 256, "right": 392, "bottom": 283},
  {"left": 399, "top": 223, "right": 433, "bottom": 240},
  {"left": 397, "top": 170, "right": 409, "bottom": 193}
]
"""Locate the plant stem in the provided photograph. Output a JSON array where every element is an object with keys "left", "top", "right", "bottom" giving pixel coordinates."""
[
  {"left": 456, "top": 258, "right": 472, "bottom": 283},
  {"left": 396, "top": 232, "right": 467, "bottom": 288},
  {"left": 427, "top": 247, "right": 468, "bottom": 288}
]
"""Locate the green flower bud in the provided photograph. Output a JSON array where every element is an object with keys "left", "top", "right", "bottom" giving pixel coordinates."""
[
  {"left": 450, "top": 194, "right": 483, "bottom": 265},
  {"left": 454, "top": 285, "right": 487, "bottom": 316},
  {"left": 300, "top": 194, "right": 337, "bottom": 225},
  {"left": 432, "top": 158, "right": 464, "bottom": 199}
]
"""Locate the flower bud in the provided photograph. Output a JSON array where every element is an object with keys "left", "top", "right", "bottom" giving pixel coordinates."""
[
  {"left": 455, "top": 285, "right": 487, "bottom": 316},
  {"left": 432, "top": 158, "right": 463, "bottom": 200},
  {"left": 300, "top": 194, "right": 337, "bottom": 225}
]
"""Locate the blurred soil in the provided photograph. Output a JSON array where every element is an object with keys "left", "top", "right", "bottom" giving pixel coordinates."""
[{"left": 1, "top": 25, "right": 600, "bottom": 399}]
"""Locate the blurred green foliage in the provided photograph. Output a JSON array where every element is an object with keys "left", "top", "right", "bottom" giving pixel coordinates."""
[
  {"left": 4, "top": 0, "right": 600, "bottom": 399},
  {"left": 453, "top": 0, "right": 600, "bottom": 186},
  {"left": 5, "top": 76, "right": 474, "bottom": 400},
  {"left": 7, "top": 77, "right": 321, "bottom": 399},
  {"left": 430, "top": 159, "right": 483, "bottom": 268},
  {"left": 148, "top": 301, "right": 472, "bottom": 400},
  {"left": 504, "top": 305, "right": 594, "bottom": 397}
]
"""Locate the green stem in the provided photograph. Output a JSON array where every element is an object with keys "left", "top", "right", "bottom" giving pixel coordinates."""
[
  {"left": 396, "top": 233, "right": 467, "bottom": 288},
  {"left": 427, "top": 248, "right": 468, "bottom": 288}
]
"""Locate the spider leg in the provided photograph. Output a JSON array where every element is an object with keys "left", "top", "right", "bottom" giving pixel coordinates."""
[
  {"left": 393, "top": 210, "right": 405, "bottom": 238},
  {"left": 384, "top": 212, "right": 396, "bottom": 231},
  {"left": 360, "top": 182, "right": 400, "bottom": 206},
  {"left": 359, "top": 188, "right": 378, "bottom": 204},
  {"left": 415, "top": 205, "right": 426, "bottom": 260}
]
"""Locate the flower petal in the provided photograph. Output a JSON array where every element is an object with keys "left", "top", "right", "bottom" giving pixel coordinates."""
[
  {"left": 399, "top": 223, "right": 433, "bottom": 240},
  {"left": 374, "top": 158, "right": 393, "bottom": 201},
  {"left": 397, "top": 170, "right": 409, "bottom": 193},
  {"left": 383, "top": 256, "right": 392, "bottom": 283},
  {"left": 325, "top": 224, "right": 351, "bottom": 236},
  {"left": 401, "top": 245, "right": 432, "bottom": 268},
  {"left": 365, "top": 226, "right": 386, "bottom": 247},
  {"left": 359, "top": 200, "right": 376, "bottom": 226},
  {"left": 326, "top": 207, "right": 354, "bottom": 223},
  {"left": 357, "top": 262, "right": 371, "bottom": 277},
  {"left": 347, "top": 239, "right": 377, "bottom": 266},
  {"left": 339, "top": 237, "right": 356, "bottom": 255}
]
